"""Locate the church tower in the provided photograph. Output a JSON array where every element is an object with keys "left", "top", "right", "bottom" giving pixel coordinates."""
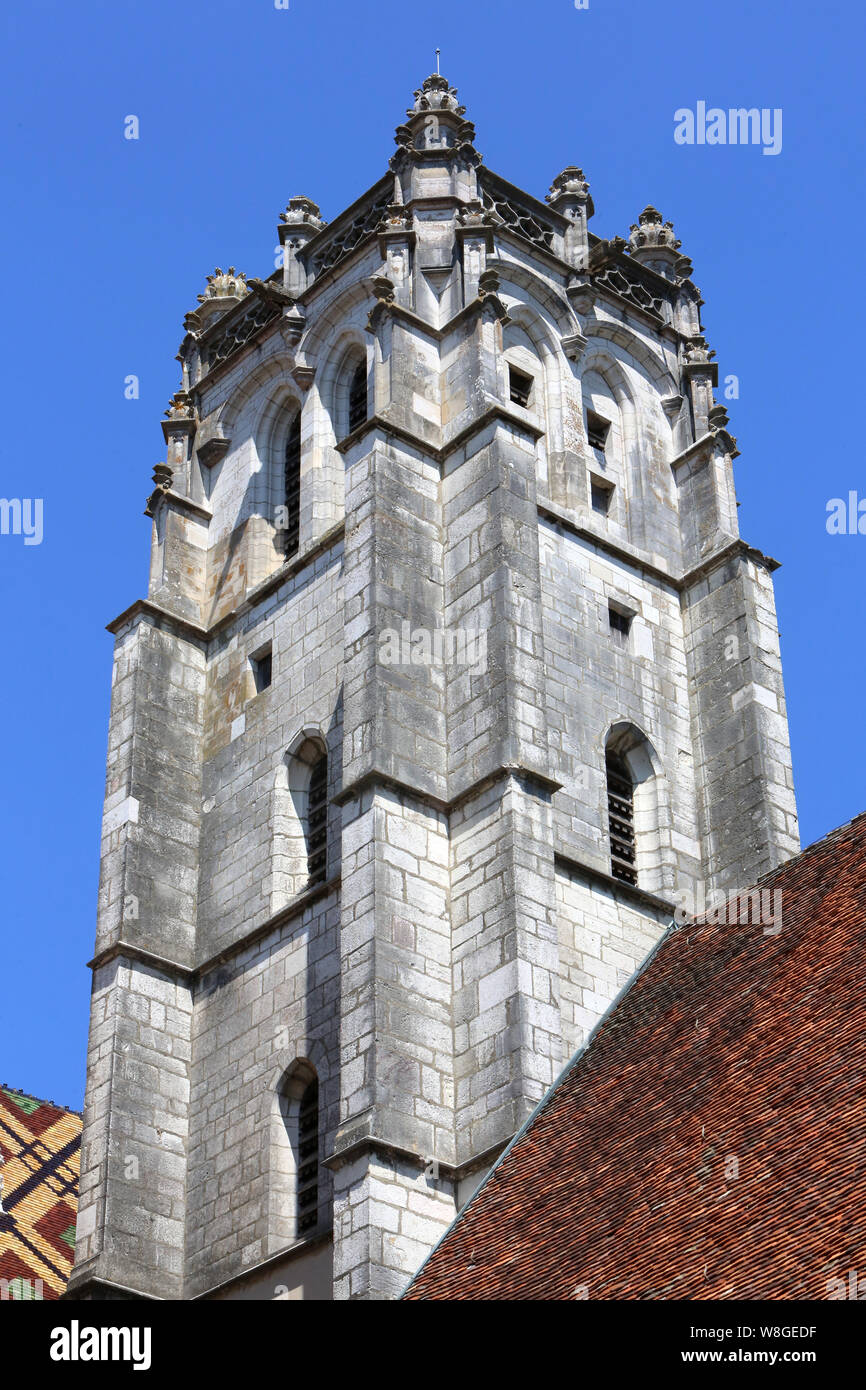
[{"left": 69, "top": 74, "right": 798, "bottom": 1302}]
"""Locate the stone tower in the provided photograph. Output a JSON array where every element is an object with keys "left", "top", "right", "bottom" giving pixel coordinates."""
[{"left": 69, "top": 74, "right": 798, "bottom": 1302}]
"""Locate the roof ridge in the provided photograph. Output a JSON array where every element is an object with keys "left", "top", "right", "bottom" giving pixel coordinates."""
[{"left": 0, "top": 1083, "right": 83, "bottom": 1118}]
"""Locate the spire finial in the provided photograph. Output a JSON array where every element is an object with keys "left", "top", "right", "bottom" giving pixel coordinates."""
[{"left": 435, "top": 48, "right": 440, "bottom": 75}]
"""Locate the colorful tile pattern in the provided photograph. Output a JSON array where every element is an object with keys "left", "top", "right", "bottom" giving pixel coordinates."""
[
  {"left": 405, "top": 813, "right": 866, "bottom": 1300},
  {"left": 0, "top": 1087, "right": 81, "bottom": 1300}
]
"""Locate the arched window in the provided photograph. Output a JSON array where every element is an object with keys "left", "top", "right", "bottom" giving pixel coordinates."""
[
  {"left": 296, "top": 1076, "right": 320, "bottom": 1235},
  {"left": 268, "top": 1060, "right": 322, "bottom": 1250},
  {"left": 348, "top": 360, "right": 368, "bottom": 433},
  {"left": 307, "top": 753, "right": 328, "bottom": 886},
  {"left": 606, "top": 748, "right": 637, "bottom": 886},
  {"left": 602, "top": 724, "right": 673, "bottom": 895},
  {"left": 283, "top": 411, "right": 301, "bottom": 557}
]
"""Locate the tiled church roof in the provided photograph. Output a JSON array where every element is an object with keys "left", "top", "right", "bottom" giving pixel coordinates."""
[
  {"left": 0, "top": 1087, "right": 81, "bottom": 1300},
  {"left": 404, "top": 813, "right": 866, "bottom": 1300}
]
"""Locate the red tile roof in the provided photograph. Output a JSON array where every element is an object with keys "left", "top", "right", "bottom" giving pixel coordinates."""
[{"left": 404, "top": 813, "right": 866, "bottom": 1300}]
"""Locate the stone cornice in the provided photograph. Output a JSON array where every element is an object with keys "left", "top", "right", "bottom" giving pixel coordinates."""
[
  {"left": 323, "top": 1129, "right": 507, "bottom": 1181},
  {"left": 539, "top": 499, "right": 781, "bottom": 590},
  {"left": 194, "top": 874, "right": 341, "bottom": 980},
  {"left": 105, "top": 522, "right": 345, "bottom": 645},
  {"left": 207, "top": 520, "right": 345, "bottom": 639},
  {"left": 106, "top": 599, "right": 210, "bottom": 645},
  {"left": 680, "top": 538, "right": 781, "bottom": 586},
  {"left": 335, "top": 764, "right": 563, "bottom": 818},
  {"left": 63, "top": 1270, "right": 162, "bottom": 1302},
  {"left": 553, "top": 850, "right": 677, "bottom": 917},
  {"left": 538, "top": 501, "right": 680, "bottom": 590},
  {"left": 87, "top": 941, "right": 195, "bottom": 981},
  {"left": 189, "top": 1228, "right": 334, "bottom": 1301},
  {"left": 336, "top": 403, "right": 545, "bottom": 465},
  {"left": 144, "top": 488, "right": 212, "bottom": 525},
  {"left": 87, "top": 874, "right": 342, "bottom": 983}
]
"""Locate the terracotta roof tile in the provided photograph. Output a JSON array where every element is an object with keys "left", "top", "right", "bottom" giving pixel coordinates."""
[{"left": 405, "top": 813, "right": 866, "bottom": 1300}]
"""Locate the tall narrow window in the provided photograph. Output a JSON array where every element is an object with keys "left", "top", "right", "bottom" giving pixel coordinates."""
[
  {"left": 307, "top": 753, "right": 328, "bottom": 885},
  {"left": 606, "top": 750, "right": 637, "bottom": 886},
  {"left": 283, "top": 412, "right": 301, "bottom": 557},
  {"left": 348, "top": 361, "right": 367, "bottom": 433},
  {"left": 296, "top": 1077, "right": 319, "bottom": 1235}
]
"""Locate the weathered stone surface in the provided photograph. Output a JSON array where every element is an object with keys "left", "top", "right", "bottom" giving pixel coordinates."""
[{"left": 71, "top": 72, "right": 798, "bottom": 1304}]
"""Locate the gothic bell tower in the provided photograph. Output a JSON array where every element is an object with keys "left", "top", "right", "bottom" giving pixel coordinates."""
[{"left": 69, "top": 73, "right": 798, "bottom": 1302}]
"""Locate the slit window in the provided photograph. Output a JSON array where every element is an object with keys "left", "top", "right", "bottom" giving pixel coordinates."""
[
  {"left": 509, "top": 366, "right": 534, "bottom": 410},
  {"left": 591, "top": 477, "right": 614, "bottom": 516},
  {"left": 587, "top": 410, "right": 611, "bottom": 452},
  {"left": 296, "top": 1077, "right": 319, "bottom": 1235},
  {"left": 307, "top": 754, "right": 328, "bottom": 886},
  {"left": 348, "top": 361, "right": 368, "bottom": 433},
  {"left": 606, "top": 751, "right": 637, "bottom": 886},
  {"left": 283, "top": 412, "right": 301, "bottom": 557},
  {"left": 609, "top": 605, "right": 632, "bottom": 639},
  {"left": 251, "top": 648, "right": 272, "bottom": 694}
]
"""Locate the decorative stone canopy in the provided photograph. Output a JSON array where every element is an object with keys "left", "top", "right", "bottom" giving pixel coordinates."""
[
  {"left": 279, "top": 195, "right": 326, "bottom": 234},
  {"left": 628, "top": 206, "right": 693, "bottom": 281},
  {"left": 186, "top": 266, "right": 249, "bottom": 332},
  {"left": 198, "top": 266, "right": 248, "bottom": 304},
  {"left": 408, "top": 72, "right": 466, "bottom": 119},
  {"left": 546, "top": 166, "right": 595, "bottom": 220},
  {"left": 163, "top": 389, "right": 195, "bottom": 422},
  {"left": 393, "top": 73, "right": 477, "bottom": 154},
  {"left": 628, "top": 205, "right": 680, "bottom": 253}
]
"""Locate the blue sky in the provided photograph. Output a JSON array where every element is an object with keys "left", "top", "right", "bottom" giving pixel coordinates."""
[{"left": 1, "top": 0, "right": 863, "bottom": 1109}]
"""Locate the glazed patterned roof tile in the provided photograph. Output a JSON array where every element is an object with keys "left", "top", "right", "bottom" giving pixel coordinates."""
[{"left": 0, "top": 1087, "right": 81, "bottom": 1300}]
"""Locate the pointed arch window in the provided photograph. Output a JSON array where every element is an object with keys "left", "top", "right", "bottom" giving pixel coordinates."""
[
  {"left": 606, "top": 749, "right": 637, "bottom": 886},
  {"left": 283, "top": 411, "right": 301, "bottom": 557},
  {"left": 348, "top": 361, "right": 368, "bottom": 433},
  {"left": 296, "top": 1076, "right": 319, "bottom": 1235},
  {"left": 307, "top": 753, "right": 328, "bottom": 886}
]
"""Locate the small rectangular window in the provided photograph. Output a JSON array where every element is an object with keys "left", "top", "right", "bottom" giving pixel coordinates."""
[
  {"left": 587, "top": 410, "right": 611, "bottom": 452},
  {"left": 251, "top": 649, "right": 273, "bottom": 693},
  {"left": 609, "top": 605, "right": 632, "bottom": 639},
  {"left": 590, "top": 477, "right": 614, "bottom": 515},
  {"left": 509, "top": 366, "right": 534, "bottom": 410}
]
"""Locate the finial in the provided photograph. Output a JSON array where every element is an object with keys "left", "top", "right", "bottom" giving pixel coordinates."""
[
  {"left": 435, "top": 48, "right": 440, "bottom": 76},
  {"left": 628, "top": 206, "right": 692, "bottom": 280}
]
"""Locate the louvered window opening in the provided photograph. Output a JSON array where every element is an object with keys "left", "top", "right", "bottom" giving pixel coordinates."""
[
  {"left": 284, "top": 413, "right": 301, "bottom": 557},
  {"left": 348, "top": 362, "right": 367, "bottom": 433},
  {"left": 607, "top": 752, "right": 637, "bottom": 886},
  {"left": 307, "top": 756, "right": 328, "bottom": 886},
  {"left": 297, "top": 1079, "right": 319, "bottom": 1235}
]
